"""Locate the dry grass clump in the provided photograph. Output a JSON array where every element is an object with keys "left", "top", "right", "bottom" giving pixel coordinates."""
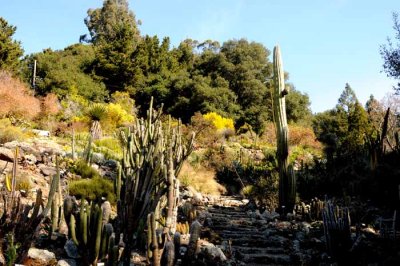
[
  {"left": 0, "top": 71, "right": 40, "bottom": 120},
  {"left": 178, "top": 161, "right": 226, "bottom": 195}
]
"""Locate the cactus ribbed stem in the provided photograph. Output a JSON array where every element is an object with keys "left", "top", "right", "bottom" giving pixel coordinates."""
[{"left": 273, "top": 45, "right": 296, "bottom": 214}]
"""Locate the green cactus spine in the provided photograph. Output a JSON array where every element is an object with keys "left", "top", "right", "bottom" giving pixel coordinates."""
[{"left": 273, "top": 45, "right": 296, "bottom": 214}]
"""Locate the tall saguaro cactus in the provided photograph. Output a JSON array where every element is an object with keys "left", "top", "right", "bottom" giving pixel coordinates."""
[{"left": 272, "top": 45, "right": 296, "bottom": 214}]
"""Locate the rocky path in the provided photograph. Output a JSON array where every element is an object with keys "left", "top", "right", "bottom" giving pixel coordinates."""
[{"left": 201, "top": 196, "right": 324, "bottom": 265}]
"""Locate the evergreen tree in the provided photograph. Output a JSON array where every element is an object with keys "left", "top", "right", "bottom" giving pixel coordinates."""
[
  {"left": 85, "top": 0, "right": 141, "bottom": 92},
  {"left": 0, "top": 17, "right": 23, "bottom": 73}
]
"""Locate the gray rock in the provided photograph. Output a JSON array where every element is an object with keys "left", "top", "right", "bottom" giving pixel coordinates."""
[
  {"left": 40, "top": 166, "right": 57, "bottom": 176},
  {"left": 262, "top": 210, "right": 280, "bottom": 221},
  {"left": 27, "top": 248, "right": 56, "bottom": 263},
  {"left": 24, "top": 154, "right": 37, "bottom": 165},
  {"left": 0, "top": 147, "right": 14, "bottom": 162},
  {"left": 200, "top": 243, "right": 227, "bottom": 262},
  {"left": 64, "top": 239, "right": 80, "bottom": 258},
  {"left": 91, "top": 152, "right": 105, "bottom": 164},
  {"left": 57, "top": 259, "right": 78, "bottom": 266}
]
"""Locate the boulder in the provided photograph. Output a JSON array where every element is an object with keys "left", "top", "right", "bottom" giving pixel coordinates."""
[
  {"left": 40, "top": 166, "right": 57, "bottom": 176},
  {"left": 199, "top": 242, "right": 227, "bottom": 263},
  {"left": 64, "top": 239, "right": 80, "bottom": 259},
  {"left": 27, "top": 248, "right": 56, "bottom": 263},
  {"left": 0, "top": 147, "right": 14, "bottom": 162}
]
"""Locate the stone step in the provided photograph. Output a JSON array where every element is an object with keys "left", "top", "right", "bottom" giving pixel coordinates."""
[
  {"left": 242, "top": 253, "right": 292, "bottom": 264},
  {"left": 227, "top": 238, "right": 286, "bottom": 247},
  {"left": 231, "top": 246, "right": 285, "bottom": 255}
]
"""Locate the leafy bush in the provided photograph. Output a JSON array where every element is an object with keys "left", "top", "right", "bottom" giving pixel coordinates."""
[
  {"left": 70, "top": 159, "right": 101, "bottom": 179},
  {"left": 0, "top": 71, "right": 41, "bottom": 120},
  {"left": 93, "top": 137, "right": 123, "bottom": 160},
  {"left": 68, "top": 176, "right": 116, "bottom": 203}
]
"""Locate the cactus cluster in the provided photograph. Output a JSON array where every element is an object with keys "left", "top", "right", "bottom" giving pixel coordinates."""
[
  {"left": 64, "top": 197, "right": 115, "bottom": 265},
  {"left": 272, "top": 45, "right": 296, "bottom": 214},
  {"left": 0, "top": 148, "right": 61, "bottom": 264},
  {"left": 117, "top": 98, "right": 194, "bottom": 264},
  {"left": 322, "top": 202, "right": 351, "bottom": 262}
]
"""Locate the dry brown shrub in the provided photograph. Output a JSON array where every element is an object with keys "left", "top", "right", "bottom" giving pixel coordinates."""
[
  {"left": 0, "top": 71, "right": 40, "bottom": 120},
  {"left": 41, "top": 93, "right": 60, "bottom": 115},
  {"left": 260, "top": 122, "right": 321, "bottom": 149},
  {"left": 289, "top": 124, "right": 321, "bottom": 149},
  {"left": 178, "top": 161, "right": 226, "bottom": 195}
]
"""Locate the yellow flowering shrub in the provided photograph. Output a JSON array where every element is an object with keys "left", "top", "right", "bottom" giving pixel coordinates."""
[
  {"left": 102, "top": 103, "right": 135, "bottom": 132},
  {"left": 203, "top": 112, "right": 234, "bottom": 131}
]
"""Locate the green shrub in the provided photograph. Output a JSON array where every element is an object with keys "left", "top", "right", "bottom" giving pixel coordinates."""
[
  {"left": 70, "top": 159, "right": 101, "bottom": 179},
  {"left": 93, "top": 137, "right": 122, "bottom": 160},
  {"left": 68, "top": 176, "right": 116, "bottom": 203},
  {"left": 0, "top": 119, "right": 26, "bottom": 144}
]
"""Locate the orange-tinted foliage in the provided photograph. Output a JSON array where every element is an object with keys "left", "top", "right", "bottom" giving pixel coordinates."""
[
  {"left": 260, "top": 122, "right": 321, "bottom": 149},
  {"left": 0, "top": 71, "right": 40, "bottom": 120},
  {"left": 41, "top": 93, "right": 60, "bottom": 115}
]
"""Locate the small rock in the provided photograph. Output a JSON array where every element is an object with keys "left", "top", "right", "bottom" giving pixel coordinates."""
[
  {"left": 276, "top": 221, "right": 291, "bottom": 230},
  {"left": 27, "top": 248, "right": 56, "bottom": 263},
  {"left": 64, "top": 239, "right": 80, "bottom": 259},
  {"left": 40, "top": 166, "right": 57, "bottom": 176},
  {"left": 192, "top": 192, "right": 203, "bottom": 205},
  {"left": 262, "top": 210, "right": 280, "bottom": 221},
  {"left": 91, "top": 152, "right": 105, "bottom": 164},
  {"left": 57, "top": 259, "right": 78, "bottom": 266},
  {"left": 24, "top": 154, "right": 37, "bottom": 165}
]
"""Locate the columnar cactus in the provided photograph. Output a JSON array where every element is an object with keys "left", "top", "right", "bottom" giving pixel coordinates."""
[
  {"left": 187, "top": 220, "right": 201, "bottom": 259},
  {"left": 322, "top": 202, "right": 351, "bottom": 262},
  {"left": 0, "top": 148, "right": 60, "bottom": 264},
  {"left": 118, "top": 98, "right": 194, "bottom": 265},
  {"left": 146, "top": 212, "right": 166, "bottom": 266},
  {"left": 272, "top": 45, "right": 296, "bottom": 214},
  {"left": 64, "top": 198, "right": 114, "bottom": 265}
]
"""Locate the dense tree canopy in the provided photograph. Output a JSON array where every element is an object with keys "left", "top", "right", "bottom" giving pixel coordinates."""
[
  {"left": 22, "top": 44, "right": 107, "bottom": 101},
  {"left": 0, "top": 17, "right": 23, "bottom": 73},
  {"left": 313, "top": 84, "right": 369, "bottom": 158},
  {"left": 13, "top": 1, "right": 312, "bottom": 135}
]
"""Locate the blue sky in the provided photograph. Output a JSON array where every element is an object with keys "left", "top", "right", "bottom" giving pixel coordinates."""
[{"left": 1, "top": 0, "right": 399, "bottom": 113}]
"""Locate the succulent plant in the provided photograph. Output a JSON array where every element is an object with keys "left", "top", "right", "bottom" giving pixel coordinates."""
[{"left": 272, "top": 45, "right": 296, "bottom": 214}]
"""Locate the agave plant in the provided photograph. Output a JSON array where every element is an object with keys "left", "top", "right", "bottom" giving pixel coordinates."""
[{"left": 86, "top": 103, "right": 107, "bottom": 140}]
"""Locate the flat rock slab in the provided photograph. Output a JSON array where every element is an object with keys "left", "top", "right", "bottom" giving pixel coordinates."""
[
  {"left": 27, "top": 248, "right": 56, "bottom": 263},
  {"left": 0, "top": 147, "right": 14, "bottom": 162},
  {"left": 40, "top": 166, "right": 57, "bottom": 176}
]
